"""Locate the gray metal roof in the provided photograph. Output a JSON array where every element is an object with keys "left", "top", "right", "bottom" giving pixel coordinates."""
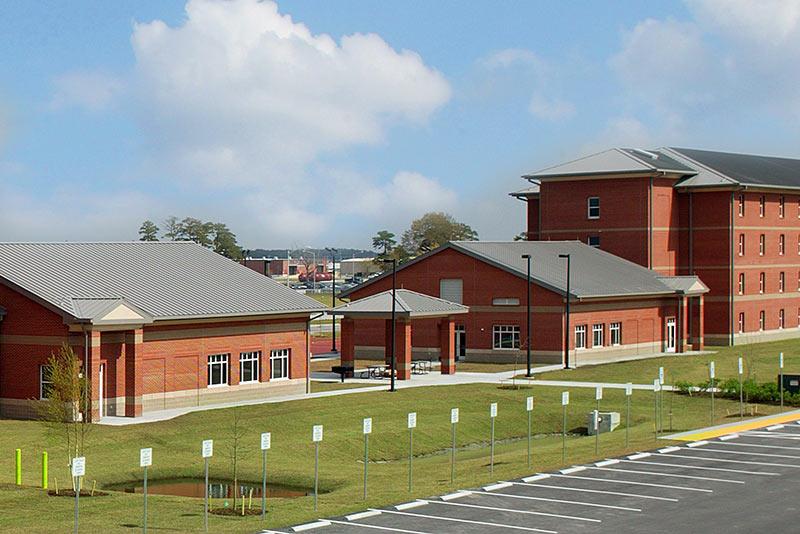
[
  {"left": 333, "top": 289, "right": 468, "bottom": 318},
  {"left": 523, "top": 148, "right": 696, "bottom": 180},
  {"left": 667, "top": 147, "right": 800, "bottom": 190},
  {"left": 0, "top": 242, "right": 326, "bottom": 323},
  {"left": 509, "top": 181, "right": 540, "bottom": 198},
  {"left": 656, "top": 276, "right": 709, "bottom": 295}
]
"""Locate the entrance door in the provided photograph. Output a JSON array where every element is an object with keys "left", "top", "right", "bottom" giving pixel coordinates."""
[
  {"left": 665, "top": 318, "right": 676, "bottom": 353},
  {"left": 98, "top": 364, "right": 105, "bottom": 419},
  {"left": 455, "top": 325, "right": 466, "bottom": 361}
]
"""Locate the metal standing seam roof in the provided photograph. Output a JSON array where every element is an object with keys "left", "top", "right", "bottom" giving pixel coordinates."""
[
  {"left": 522, "top": 148, "right": 697, "bottom": 180},
  {"left": 0, "top": 242, "right": 327, "bottom": 323},
  {"left": 332, "top": 289, "right": 468, "bottom": 317},
  {"left": 667, "top": 147, "right": 800, "bottom": 190}
]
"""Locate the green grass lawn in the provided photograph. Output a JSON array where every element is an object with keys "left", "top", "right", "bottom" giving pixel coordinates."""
[
  {"left": 456, "top": 361, "right": 549, "bottom": 373},
  {"left": 307, "top": 293, "right": 347, "bottom": 307},
  {"left": 0, "top": 379, "right": 784, "bottom": 533},
  {"left": 541, "top": 338, "right": 800, "bottom": 386}
]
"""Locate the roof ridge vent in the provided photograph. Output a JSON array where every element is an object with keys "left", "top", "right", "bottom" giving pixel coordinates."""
[{"left": 631, "top": 148, "right": 659, "bottom": 160}]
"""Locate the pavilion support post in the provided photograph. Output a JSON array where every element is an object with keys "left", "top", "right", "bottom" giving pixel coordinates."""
[
  {"left": 340, "top": 318, "right": 355, "bottom": 376},
  {"left": 439, "top": 317, "right": 456, "bottom": 375},
  {"left": 395, "top": 319, "right": 412, "bottom": 380}
]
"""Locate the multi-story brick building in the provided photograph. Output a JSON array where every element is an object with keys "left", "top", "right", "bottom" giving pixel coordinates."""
[
  {"left": 0, "top": 242, "right": 326, "bottom": 420},
  {"left": 513, "top": 147, "right": 800, "bottom": 346}
]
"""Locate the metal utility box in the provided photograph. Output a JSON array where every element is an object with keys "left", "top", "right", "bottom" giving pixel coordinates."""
[
  {"left": 780, "top": 374, "right": 800, "bottom": 394},
  {"left": 587, "top": 411, "right": 620, "bottom": 435}
]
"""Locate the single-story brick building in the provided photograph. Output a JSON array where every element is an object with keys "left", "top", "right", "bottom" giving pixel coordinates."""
[
  {"left": 340, "top": 241, "right": 708, "bottom": 366},
  {"left": 0, "top": 241, "right": 326, "bottom": 421}
]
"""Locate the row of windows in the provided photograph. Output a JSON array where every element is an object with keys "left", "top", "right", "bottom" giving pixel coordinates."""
[
  {"left": 737, "top": 271, "right": 800, "bottom": 294},
  {"left": 738, "top": 194, "right": 800, "bottom": 219},
  {"left": 737, "top": 309, "right": 798, "bottom": 333},
  {"left": 736, "top": 233, "right": 800, "bottom": 256},
  {"left": 575, "top": 322, "right": 622, "bottom": 349}
]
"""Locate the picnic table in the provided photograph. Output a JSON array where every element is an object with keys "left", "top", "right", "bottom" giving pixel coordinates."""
[{"left": 411, "top": 359, "right": 432, "bottom": 374}]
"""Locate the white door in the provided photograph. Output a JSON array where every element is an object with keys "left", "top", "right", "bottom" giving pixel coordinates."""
[
  {"left": 665, "top": 318, "right": 676, "bottom": 353},
  {"left": 98, "top": 364, "right": 105, "bottom": 419}
]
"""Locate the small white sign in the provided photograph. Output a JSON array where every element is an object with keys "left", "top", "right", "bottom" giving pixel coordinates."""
[
  {"left": 261, "top": 432, "right": 271, "bottom": 451},
  {"left": 140, "top": 448, "right": 152, "bottom": 468},
  {"left": 780, "top": 352, "right": 784, "bottom": 369},
  {"left": 625, "top": 383, "right": 633, "bottom": 396},
  {"left": 738, "top": 357, "right": 744, "bottom": 375},
  {"left": 312, "top": 425, "right": 323, "bottom": 443},
  {"left": 490, "top": 403, "right": 498, "bottom": 418},
  {"left": 450, "top": 408, "right": 459, "bottom": 424},
  {"left": 526, "top": 396, "right": 534, "bottom": 412},
  {"left": 561, "top": 392, "right": 569, "bottom": 406},
  {"left": 363, "top": 417, "right": 372, "bottom": 435},
  {"left": 408, "top": 412, "right": 417, "bottom": 429},
  {"left": 71, "top": 457, "right": 85, "bottom": 477},
  {"left": 594, "top": 410, "right": 600, "bottom": 430},
  {"left": 709, "top": 361, "right": 716, "bottom": 379},
  {"left": 659, "top": 367, "right": 665, "bottom": 384},
  {"left": 653, "top": 379, "right": 661, "bottom": 392},
  {"left": 595, "top": 386, "right": 603, "bottom": 401},
  {"left": 201, "top": 439, "right": 213, "bottom": 459}
]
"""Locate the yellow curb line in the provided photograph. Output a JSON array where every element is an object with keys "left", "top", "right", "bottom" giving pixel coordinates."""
[{"left": 674, "top": 412, "right": 800, "bottom": 441}]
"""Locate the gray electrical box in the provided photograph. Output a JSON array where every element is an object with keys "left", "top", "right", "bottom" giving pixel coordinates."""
[{"left": 587, "top": 411, "right": 620, "bottom": 435}]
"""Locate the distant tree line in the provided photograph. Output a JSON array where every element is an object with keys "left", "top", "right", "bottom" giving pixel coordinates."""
[
  {"left": 138, "top": 217, "right": 243, "bottom": 260},
  {"left": 371, "top": 212, "right": 478, "bottom": 265}
]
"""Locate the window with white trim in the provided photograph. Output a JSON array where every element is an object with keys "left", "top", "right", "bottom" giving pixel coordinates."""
[
  {"left": 738, "top": 312, "right": 745, "bottom": 334},
  {"left": 759, "top": 234, "right": 765, "bottom": 255},
  {"left": 759, "top": 195, "right": 765, "bottom": 217},
  {"left": 759, "top": 310, "right": 765, "bottom": 331},
  {"left": 779, "top": 234, "right": 785, "bottom": 255},
  {"left": 239, "top": 351, "right": 260, "bottom": 383},
  {"left": 592, "top": 323, "right": 604, "bottom": 348},
  {"left": 779, "top": 272, "right": 785, "bottom": 293},
  {"left": 780, "top": 196, "right": 785, "bottom": 218},
  {"left": 575, "top": 325, "right": 587, "bottom": 349},
  {"left": 270, "top": 349, "right": 290, "bottom": 380},
  {"left": 738, "top": 273, "right": 745, "bottom": 295},
  {"left": 493, "top": 325, "right": 520, "bottom": 350},
  {"left": 587, "top": 197, "right": 600, "bottom": 219},
  {"left": 738, "top": 234, "right": 745, "bottom": 256},
  {"left": 587, "top": 235, "right": 600, "bottom": 248},
  {"left": 610, "top": 322, "right": 622, "bottom": 346},
  {"left": 492, "top": 297, "right": 520, "bottom": 306},
  {"left": 207, "top": 354, "right": 229, "bottom": 386},
  {"left": 779, "top": 309, "right": 785, "bottom": 329},
  {"left": 39, "top": 365, "right": 53, "bottom": 400},
  {"left": 738, "top": 194, "right": 744, "bottom": 217},
  {"left": 759, "top": 272, "right": 765, "bottom": 293}
]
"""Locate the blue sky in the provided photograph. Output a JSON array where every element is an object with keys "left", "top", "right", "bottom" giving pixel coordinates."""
[{"left": 1, "top": 0, "right": 799, "bottom": 248}]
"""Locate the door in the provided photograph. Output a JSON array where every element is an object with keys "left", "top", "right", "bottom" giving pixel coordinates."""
[
  {"left": 665, "top": 318, "right": 676, "bottom": 353},
  {"left": 455, "top": 325, "right": 466, "bottom": 361},
  {"left": 98, "top": 364, "right": 105, "bottom": 419}
]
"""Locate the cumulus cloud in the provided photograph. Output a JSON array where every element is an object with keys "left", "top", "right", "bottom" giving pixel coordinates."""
[
  {"left": 50, "top": 72, "right": 125, "bottom": 111},
  {"left": 528, "top": 94, "right": 575, "bottom": 121}
]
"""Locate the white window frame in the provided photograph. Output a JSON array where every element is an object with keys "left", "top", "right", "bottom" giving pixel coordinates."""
[
  {"left": 587, "top": 197, "right": 600, "bottom": 219},
  {"left": 759, "top": 195, "right": 765, "bottom": 217},
  {"left": 759, "top": 310, "right": 765, "bottom": 331},
  {"left": 738, "top": 234, "right": 745, "bottom": 256},
  {"left": 270, "top": 348, "right": 290, "bottom": 380},
  {"left": 610, "top": 322, "right": 622, "bottom": 346},
  {"left": 780, "top": 195, "right": 785, "bottom": 218},
  {"left": 759, "top": 272, "right": 765, "bottom": 294},
  {"left": 738, "top": 194, "right": 744, "bottom": 217},
  {"left": 738, "top": 312, "right": 745, "bottom": 334},
  {"left": 779, "top": 234, "right": 785, "bottom": 255},
  {"left": 592, "top": 323, "right": 604, "bottom": 348},
  {"left": 239, "top": 351, "right": 261, "bottom": 384},
  {"left": 207, "top": 353, "right": 230, "bottom": 387},
  {"left": 492, "top": 297, "right": 520, "bottom": 306},
  {"left": 493, "top": 325, "right": 520, "bottom": 350},
  {"left": 759, "top": 234, "right": 765, "bottom": 255},
  {"left": 738, "top": 273, "right": 745, "bottom": 295},
  {"left": 587, "top": 235, "right": 600, "bottom": 248},
  {"left": 575, "top": 325, "right": 587, "bottom": 350},
  {"left": 779, "top": 309, "right": 785, "bottom": 330},
  {"left": 779, "top": 272, "right": 785, "bottom": 293},
  {"left": 39, "top": 365, "right": 53, "bottom": 400}
]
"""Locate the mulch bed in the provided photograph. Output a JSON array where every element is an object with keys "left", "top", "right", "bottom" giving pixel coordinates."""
[
  {"left": 48, "top": 489, "right": 109, "bottom": 497},
  {"left": 209, "top": 506, "right": 263, "bottom": 517}
]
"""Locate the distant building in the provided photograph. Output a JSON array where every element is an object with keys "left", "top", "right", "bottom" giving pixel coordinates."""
[
  {"left": 241, "top": 257, "right": 328, "bottom": 277},
  {"left": 339, "top": 257, "right": 381, "bottom": 278}
]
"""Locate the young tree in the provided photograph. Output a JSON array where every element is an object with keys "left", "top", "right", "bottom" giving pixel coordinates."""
[
  {"left": 211, "top": 223, "right": 243, "bottom": 260},
  {"left": 226, "top": 406, "right": 249, "bottom": 509},
  {"left": 138, "top": 220, "right": 160, "bottom": 241},
  {"left": 162, "top": 216, "right": 183, "bottom": 240},
  {"left": 400, "top": 212, "right": 478, "bottom": 256},
  {"left": 371, "top": 230, "right": 396, "bottom": 256}
]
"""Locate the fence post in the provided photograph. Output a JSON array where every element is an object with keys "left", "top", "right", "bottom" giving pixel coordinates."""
[
  {"left": 625, "top": 383, "right": 632, "bottom": 448},
  {"left": 15, "top": 449, "right": 21, "bottom": 486},
  {"left": 526, "top": 396, "right": 533, "bottom": 468},
  {"left": 42, "top": 451, "right": 48, "bottom": 489},
  {"left": 561, "top": 392, "right": 569, "bottom": 463}
]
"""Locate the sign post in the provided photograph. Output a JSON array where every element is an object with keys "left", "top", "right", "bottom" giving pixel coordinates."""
[
  {"left": 489, "top": 403, "right": 498, "bottom": 473},
  {"left": 407, "top": 412, "right": 416, "bottom": 492},
  {"left": 594, "top": 387, "right": 602, "bottom": 454},
  {"left": 738, "top": 357, "right": 744, "bottom": 420},
  {"left": 658, "top": 367, "right": 665, "bottom": 433},
  {"left": 260, "top": 432, "right": 271, "bottom": 520},
  {"left": 709, "top": 361, "right": 716, "bottom": 425},
  {"left": 362, "top": 418, "right": 372, "bottom": 500},
  {"left": 653, "top": 379, "right": 661, "bottom": 441},
  {"left": 526, "top": 396, "right": 533, "bottom": 468},
  {"left": 72, "top": 456, "right": 85, "bottom": 534},
  {"left": 450, "top": 408, "right": 459, "bottom": 483},
  {"left": 201, "top": 440, "right": 213, "bottom": 533},
  {"left": 140, "top": 448, "right": 152, "bottom": 534},
  {"left": 561, "top": 392, "right": 569, "bottom": 463},
  {"left": 625, "top": 383, "right": 632, "bottom": 448},
  {"left": 312, "top": 425, "right": 323, "bottom": 511},
  {"left": 780, "top": 352, "right": 785, "bottom": 410}
]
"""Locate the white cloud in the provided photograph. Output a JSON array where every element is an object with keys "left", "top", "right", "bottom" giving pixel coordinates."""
[
  {"left": 50, "top": 72, "right": 125, "bottom": 111},
  {"left": 528, "top": 93, "right": 575, "bottom": 121},
  {"left": 480, "top": 48, "right": 543, "bottom": 70}
]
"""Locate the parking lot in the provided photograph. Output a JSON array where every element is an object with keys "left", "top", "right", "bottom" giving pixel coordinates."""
[{"left": 269, "top": 419, "right": 800, "bottom": 533}]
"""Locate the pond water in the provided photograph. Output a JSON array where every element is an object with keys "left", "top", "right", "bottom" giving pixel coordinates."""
[{"left": 108, "top": 479, "right": 308, "bottom": 499}]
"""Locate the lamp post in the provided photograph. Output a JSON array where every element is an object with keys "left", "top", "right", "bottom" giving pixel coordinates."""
[
  {"left": 380, "top": 258, "right": 398, "bottom": 392},
  {"left": 325, "top": 248, "right": 338, "bottom": 352},
  {"left": 521, "top": 254, "right": 533, "bottom": 377},
  {"left": 558, "top": 253, "right": 571, "bottom": 369}
]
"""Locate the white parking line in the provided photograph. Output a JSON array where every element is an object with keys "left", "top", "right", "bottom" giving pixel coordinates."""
[
  {"left": 346, "top": 510, "right": 383, "bottom": 521},
  {"left": 719, "top": 434, "right": 739, "bottom": 441},
  {"left": 292, "top": 520, "right": 332, "bottom": 532},
  {"left": 557, "top": 471, "right": 713, "bottom": 492},
  {"left": 395, "top": 501, "right": 426, "bottom": 511},
  {"left": 743, "top": 432, "right": 800, "bottom": 440},
  {"left": 332, "top": 519, "right": 433, "bottom": 534},
  {"left": 660, "top": 452, "right": 800, "bottom": 469},
  {"left": 621, "top": 459, "right": 780, "bottom": 476},
  {"left": 377, "top": 509, "right": 557, "bottom": 533},
  {"left": 716, "top": 441, "right": 800, "bottom": 451},
  {"left": 471, "top": 490, "right": 642, "bottom": 511},
  {"left": 587, "top": 466, "right": 740, "bottom": 485},
  {"left": 682, "top": 446, "right": 800, "bottom": 460},
  {"left": 510, "top": 481, "right": 678, "bottom": 502},
  {"left": 424, "top": 499, "right": 601, "bottom": 523}
]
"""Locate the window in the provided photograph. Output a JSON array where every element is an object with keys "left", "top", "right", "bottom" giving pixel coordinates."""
[
  {"left": 610, "top": 322, "right": 622, "bottom": 346},
  {"left": 207, "top": 354, "right": 229, "bottom": 386},
  {"left": 439, "top": 279, "right": 463, "bottom": 304},
  {"left": 759, "top": 272, "right": 765, "bottom": 293},
  {"left": 759, "top": 195, "right": 765, "bottom": 217},
  {"left": 738, "top": 312, "right": 745, "bottom": 334},
  {"left": 592, "top": 323, "right": 604, "bottom": 348},
  {"left": 587, "top": 235, "right": 600, "bottom": 248},
  {"left": 493, "top": 325, "right": 520, "bottom": 350},
  {"left": 780, "top": 272, "right": 785, "bottom": 293},
  {"left": 779, "top": 309, "right": 785, "bottom": 329},
  {"left": 759, "top": 310, "right": 765, "bottom": 331},
  {"left": 797, "top": 235, "right": 800, "bottom": 255},
  {"left": 39, "top": 365, "right": 53, "bottom": 400},
  {"left": 738, "top": 273, "right": 745, "bottom": 294},
  {"left": 759, "top": 234, "right": 765, "bottom": 255},
  {"left": 780, "top": 196, "right": 785, "bottom": 218},
  {"left": 587, "top": 197, "right": 600, "bottom": 219},
  {"left": 779, "top": 234, "right": 785, "bottom": 255},
  {"left": 270, "top": 348, "right": 290, "bottom": 380},
  {"left": 575, "top": 325, "right": 587, "bottom": 349},
  {"left": 738, "top": 194, "right": 745, "bottom": 217},
  {"left": 738, "top": 234, "right": 745, "bottom": 256},
  {"left": 492, "top": 297, "right": 520, "bottom": 306},
  {"left": 239, "top": 351, "right": 260, "bottom": 383}
]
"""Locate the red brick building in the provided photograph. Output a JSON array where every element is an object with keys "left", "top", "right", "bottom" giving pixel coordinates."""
[
  {"left": 513, "top": 147, "right": 800, "bottom": 346},
  {"left": 341, "top": 241, "right": 707, "bottom": 365},
  {"left": 0, "top": 242, "right": 326, "bottom": 420}
]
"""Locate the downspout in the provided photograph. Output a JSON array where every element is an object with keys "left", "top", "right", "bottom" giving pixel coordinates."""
[
  {"left": 730, "top": 192, "right": 735, "bottom": 346},
  {"left": 649, "top": 176, "right": 654, "bottom": 269},
  {"left": 83, "top": 326, "right": 89, "bottom": 422}
]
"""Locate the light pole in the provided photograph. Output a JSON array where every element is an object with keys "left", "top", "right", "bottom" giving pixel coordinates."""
[
  {"left": 521, "top": 254, "right": 533, "bottom": 377},
  {"left": 380, "top": 258, "right": 398, "bottom": 392},
  {"left": 325, "top": 248, "right": 338, "bottom": 352},
  {"left": 558, "top": 253, "right": 572, "bottom": 369}
]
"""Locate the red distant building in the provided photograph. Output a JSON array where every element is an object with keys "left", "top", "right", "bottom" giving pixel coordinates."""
[{"left": 241, "top": 257, "right": 328, "bottom": 278}]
